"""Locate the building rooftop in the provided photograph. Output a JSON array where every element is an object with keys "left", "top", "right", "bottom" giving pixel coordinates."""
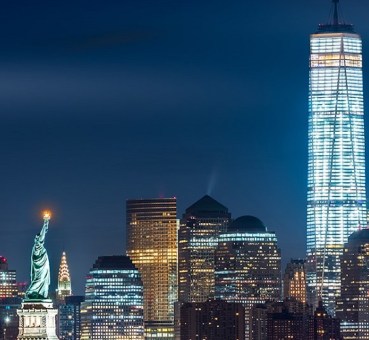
[
  {"left": 316, "top": 0, "right": 355, "bottom": 34},
  {"left": 185, "top": 195, "right": 228, "bottom": 215},
  {"left": 92, "top": 256, "right": 138, "bottom": 271},
  {"left": 228, "top": 215, "right": 267, "bottom": 233},
  {"left": 348, "top": 228, "right": 369, "bottom": 242}
]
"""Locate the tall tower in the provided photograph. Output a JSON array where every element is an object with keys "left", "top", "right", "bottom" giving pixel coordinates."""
[
  {"left": 126, "top": 198, "right": 177, "bottom": 339},
  {"left": 56, "top": 252, "right": 72, "bottom": 302},
  {"left": 214, "top": 216, "right": 281, "bottom": 339},
  {"left": 306, "top": 0, "right": 367, "bottom": 314},
  {"left": 178, "top": 195, "right": 230, "bottom": 303}
]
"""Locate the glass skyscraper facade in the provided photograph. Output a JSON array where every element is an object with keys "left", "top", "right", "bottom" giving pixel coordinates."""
[
  {"left": 306, "top": 4, "right": 367, "bottom": 314},
  {"left": 58, "top": 295, "right": 84, "bottom": 340},
  {"left": 126, "top": 198, "right": 177, "bottom": 339},
  {"left": 0, "top": 256, "right": 17, "bottom": 298},
  {"left": 178, "top": 195, "right": 230, "bottom": 303},
  {"left": 214, "top": 216, "right": 281, "bottom": 339},
  {"left": 80, "top": 256, "right": 144, "bottom": 340},
  {"left": 337, "top": 229, "right": 369, "bottom": 339}
]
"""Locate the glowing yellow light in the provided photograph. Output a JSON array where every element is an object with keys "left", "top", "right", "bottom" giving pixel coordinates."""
[{"left": 43, "top": 211, "right": 52, "bottom": 220}]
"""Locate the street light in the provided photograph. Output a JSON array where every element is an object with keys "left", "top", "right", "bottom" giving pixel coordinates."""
[{"left": 3, "top": 316, "right": 10, "bottom": 340}]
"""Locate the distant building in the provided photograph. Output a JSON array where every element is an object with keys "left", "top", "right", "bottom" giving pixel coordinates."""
[
  {"left": 337, "top": 229, "right": 369, "bottom": 339},
  {"left": 180, "top": 299, "right": 245, "bottom": 340},
  {"left": 314, "top": 301, "right": 341, "bottom": 339},
  {"left": 251, "top": 298, "right": 340, "bottom": 340},
  {"left": 58, "top": 295, "right": 84, "bottom": 340},
  {"left": 0, "top": 297, "right": 22, "bottom": 340},
  {"left": 214, "top": 216, "right": 281, "bottom": 339},
  {"left": 126, "top": 198, "right": 177, "bottom": 338},
  {"left": 56, "top": 252, "right": 72, "bottom": 303},
  {"left": 178, "top": 195, "right": 230, "bottom": 303},
  {"left": 283, "top": 259, "right": 306, "bottom": 303},
  {"left": 0, "top": 256, "right": 17, "bottom": 298},
  {"left": 80, "top": 256, "right": 144, "bottom": 339}
]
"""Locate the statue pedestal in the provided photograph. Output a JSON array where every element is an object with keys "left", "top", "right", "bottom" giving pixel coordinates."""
[{"left": 17, "top": 300, "right": 59, "bottom": 339}]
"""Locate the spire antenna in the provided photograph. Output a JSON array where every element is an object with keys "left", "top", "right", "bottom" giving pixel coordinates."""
[{"left": 333, "top": 0, "right": 339, "bottom": 26}]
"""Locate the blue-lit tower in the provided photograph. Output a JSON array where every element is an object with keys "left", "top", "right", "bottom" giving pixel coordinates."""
[
  {"left": 306, "top": 0, "right": 367, "bottom": 314},
  {"left": 80, "top": 256, "right": 144, "bottom": 340}
]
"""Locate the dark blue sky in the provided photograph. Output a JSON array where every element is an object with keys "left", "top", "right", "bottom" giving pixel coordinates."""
[{"left": 1, "top": 0, "right": 369, "bottom": 295}]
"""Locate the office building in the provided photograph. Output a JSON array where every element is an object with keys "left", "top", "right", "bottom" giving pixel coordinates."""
[
  {"left": 314, "top": 301, "right": 341, "bottom": 339},
  {"left": 283, "top": 259, "right": 307, "bottom": 303},
  {"left": 178, "top": 195, "right": 230, "bottom": 303},
  {"left": 214, "top": 215, "right": 281, "bottom": 339},
  {"left": 306, "top": 0, "right": 367, "bottom": 313},
  {"left": 180, "top": 299, "right": 245, "bottom": 340},
  {"left": 58, "top": 295, "right": 84, "bottom": 340},
  {"left": 80, "top": 256, "right": 144, "bottom": 340},
  {"left": 0, "top": 257, "right": 17, "bottom": 298},
  {"left": 265, "top": 300, "right": 313, "bottom": 340},
  {"left": 337, "top": 229, "right": 369, "bottom": 339},
  {"left": 56, "top": 252, "right": 72, "bottom": 303},
  {"left": 126, "top": 198, "right": 177, "bottom": 338}
]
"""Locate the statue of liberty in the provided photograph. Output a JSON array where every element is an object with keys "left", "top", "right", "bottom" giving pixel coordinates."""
[{"left": 25, "top": 212, "right": 51, "bottom": 300}]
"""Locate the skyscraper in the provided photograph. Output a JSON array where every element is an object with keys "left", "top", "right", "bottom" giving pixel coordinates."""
[
  {"left": 0, "top": 256, "right": 17, "bottom": 298},
  {"left": 56, "top": 252, "right": 72, "bottom": 302},
  {"left": 178, "top": 195, "right": 230, "bottom": 303},
  {"left": 126, "top": 198, "right": 177, "bottom": 339},
  {"left": 80, "top": 256, "right": 144, "bottom": 340},
  {"left": 336, "top": 229, "right": 369, "bottom": 339},
  {"left": 283, "top": 259, "right": 307, "bottom": 304},
  {"left": 214, "top": 216, "right": 281, "bottom": 339},
  {"left": 58, "top": 295, "right": 84, "bottom": 340},
  {"left": 306, "top": 0, "right": 367, "bottom": 313}
]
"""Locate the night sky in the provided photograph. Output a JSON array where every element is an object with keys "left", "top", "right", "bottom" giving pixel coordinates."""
[{"left": 1, "top": 0, "right": 369, "bottom": 295}]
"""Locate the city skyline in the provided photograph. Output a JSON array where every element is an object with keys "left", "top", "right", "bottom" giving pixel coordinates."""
[{"left": 1, "top": 0, "right": 369, "bottom": 296}]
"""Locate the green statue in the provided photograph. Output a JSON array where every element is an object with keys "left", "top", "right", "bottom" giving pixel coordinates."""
[{"left": 25, "top": 212, "right": 51, "bottom": 300}]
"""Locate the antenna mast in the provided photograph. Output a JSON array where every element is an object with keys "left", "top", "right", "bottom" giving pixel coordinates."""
[{"left": 333, "top": 0, "right": 339, "bottom": 26}]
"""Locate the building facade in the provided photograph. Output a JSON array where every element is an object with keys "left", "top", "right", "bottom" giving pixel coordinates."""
[
  {"left": 0, "top": 257, "right": 17, "bottom": 298},
  {"left": 178, "top": 195, "right": 230, "bottom": 303},
  {"left": 80, "top": 256, "right": 144, "bottom": 340},
  {"left": 214, "top": 216, "right": 281, "bottom": 339},
  {"left": 283, "top": 259, "right": 307, "bottom": 303},
  {"left": 306, "top": 0, "right": 367, "bottom": 313},
  {"left": 56, "top": 252, "right": 72, "bottom": 303},
  {"left": 126, "top": 198, "right": 177, "bottom": 338},
  {"left": 180, "top": 299, "right": 245, "bottom": 340},
  {"left": 337, "top": 229, "right": 369, "bottom": 339},
  {"left": 58, "top": 295, "right": 84, "bottom": 340}
]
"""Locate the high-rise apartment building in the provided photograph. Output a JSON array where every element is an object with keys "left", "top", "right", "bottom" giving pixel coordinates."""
[
  {"left": 214, "top": 216, "right": 281, "bottom": 339},
  {"left": 56, "top": 252, "right": 72, "bottom": 302},
  {"left": 178, "top": 195, "right": 230, "bottom": 303},
  {"left": 337, "top": 229, "right": 369, "bottom": 339},
  {"left": 58, "top": 295, "right": 84, "bottom": 340},
  {"left": 126, "top": 198, "right": 177, "bottom": 339},
  {"left": 283, "top": 259, "right": 307, "bottom": 303},
  {"left": 306, "top": 0, "right": 367, "bottom": 313},
  {"left": 0, "top": 257, "right": 17, "bottom": 298},
  {"left": 80, "top": 256, "right": 144, "bottom": 340}
]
